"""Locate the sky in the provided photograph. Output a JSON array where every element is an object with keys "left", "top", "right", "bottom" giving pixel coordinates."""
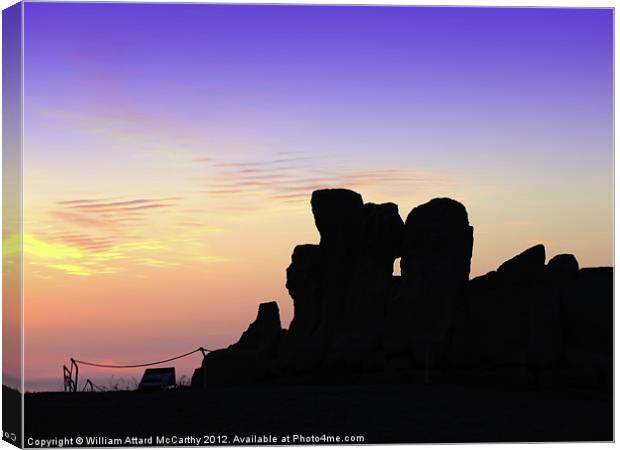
[{"left": 12, "top": 3, "right": 614, "bottom": 391}]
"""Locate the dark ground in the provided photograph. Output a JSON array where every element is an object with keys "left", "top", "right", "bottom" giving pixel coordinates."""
[
  {"left": 22, "top": 374, "right": 612, "bottom": 446},
  {"left": 3, "top": 386, "right": 22, "bottom": 447}
]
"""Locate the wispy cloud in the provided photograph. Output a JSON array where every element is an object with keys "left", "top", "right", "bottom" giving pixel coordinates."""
[
  {"left": 43, "top": 232, "right": 116, "bottom": 252},
  {"left": 50, "top": 210, "right": 112, "bottom": 228},
  {"left": 25, "top": 196, "right": 186, "bottom": 277},
  {"left": 198, "top": 153, "right": 450, "bottom": 207},
  {"left": 50, "top": 197, "right": 181, "bottom": 229},
  {"left": 28, "top": 194, "right": 230, "bottom": 277}
]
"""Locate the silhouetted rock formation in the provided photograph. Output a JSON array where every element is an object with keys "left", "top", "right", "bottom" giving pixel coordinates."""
[
  {"left": 451, "top": 244, "right": 554, "bottom": 369},
  {"left": 401, "top": 198, "right": 473, "bottom": 282},
  {"left": 548, "top": 253, "right": 579, "bottom": 276},
  {"left": 281, "top": 190, "right": 404, "bottom": 374},
  {"left": 384, "top": 198, "right": 473, "bottom": 369},
  {"left": 449, "top": 246, "right": 612, "bottom": 388},
  {"left": 561, "top": 267, "right": 612, "bottom": 386},
  {"left": 286, "top": 244, "right": 322, "bottom": 338},
  {"left": 192, "top": 301, "right": 284, "bottom": 386},
  {"left": 193, "top": 189, "right": 612, "bottom": 389},
  {"left": 497, "top": 244, "right": 545, "bottom": 275},
  {"left": 311, "top": 188, "right": 364, "bottom": 252}
]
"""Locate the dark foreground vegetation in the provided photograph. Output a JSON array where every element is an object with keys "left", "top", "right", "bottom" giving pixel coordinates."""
[{"left": 24, "top": 378, "right": 612, "bottom": 445}]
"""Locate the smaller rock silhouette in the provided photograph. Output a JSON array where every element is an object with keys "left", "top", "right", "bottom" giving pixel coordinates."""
[
  {"left": 497, "top": 244, "right": 546, "bottom": 275},
  {"left": 194, "top": 301, "right": 283, "bottom": 385},
  {"left": 548, "top": 253, "right": 579, "bottom": 277}
]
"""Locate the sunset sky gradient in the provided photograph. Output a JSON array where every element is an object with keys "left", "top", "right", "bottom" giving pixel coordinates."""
[{"left": 18, "top": 4, "right": 612, "bottom": 391}]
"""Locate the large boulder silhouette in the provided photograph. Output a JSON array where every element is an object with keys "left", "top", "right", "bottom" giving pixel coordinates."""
[
  {"left": 384, "top": 198, "right": 473, "bottom": 369},
  {"left": 311, "top": 188, "right": 364, "bottom": 253},
  {"left": 401, "top": 198, "right": 473, "bottom": 282},
  {"left": 324, "top": 200, "right": 404, "bottom": 371},
  {"left": 280, "top": 189, "right": 404, "bottom": 375}
]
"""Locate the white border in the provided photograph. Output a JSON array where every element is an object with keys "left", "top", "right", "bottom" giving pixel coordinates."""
[{"left": 0, "top": 1, "right": 615, "bottom": 450}]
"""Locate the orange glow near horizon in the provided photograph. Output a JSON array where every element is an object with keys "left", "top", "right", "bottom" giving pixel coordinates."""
[{"left": 22, "top": 177, "right": 613, "bottom": 391}]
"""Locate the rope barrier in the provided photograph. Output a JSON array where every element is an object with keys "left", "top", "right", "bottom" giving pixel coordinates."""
[{"left": 73, "top": 347, "right": 212, "bottom": 369}]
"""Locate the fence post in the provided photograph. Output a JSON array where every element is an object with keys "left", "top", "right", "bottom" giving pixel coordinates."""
[{"left": 71, "top": 358, "right": 79, "bottom": 392}]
